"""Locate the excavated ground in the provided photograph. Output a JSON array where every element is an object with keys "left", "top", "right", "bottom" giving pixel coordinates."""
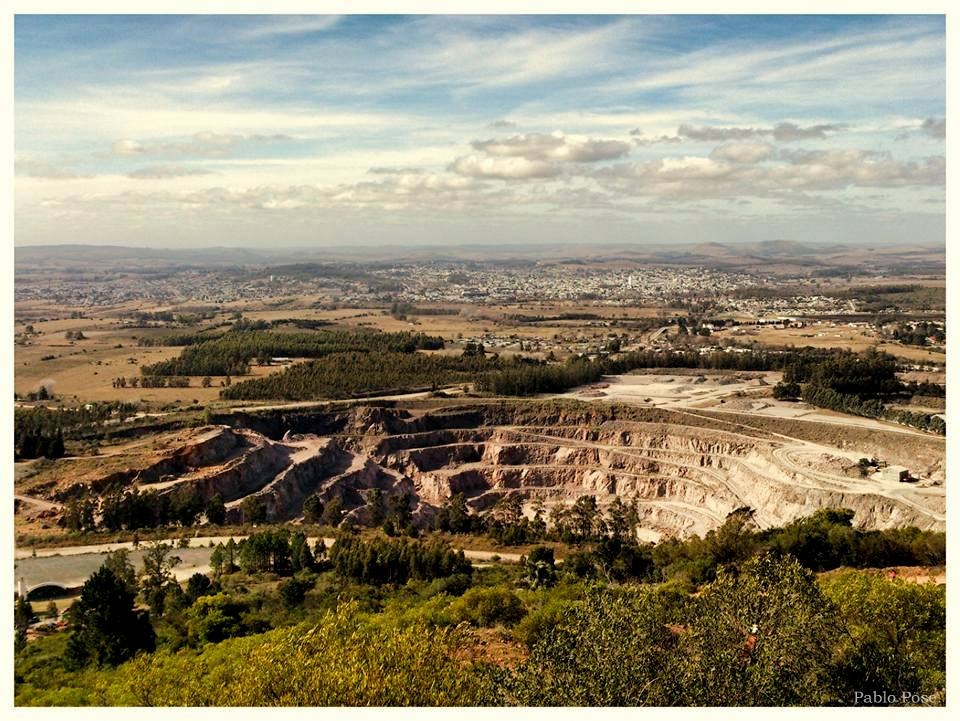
[{"left": 15, "top": 402, "right": 945, "bottom": 540}]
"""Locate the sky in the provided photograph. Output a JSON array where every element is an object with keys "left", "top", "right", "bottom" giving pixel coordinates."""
[{"left": 13, "top": 13, "right": 946, "bottom": 248}]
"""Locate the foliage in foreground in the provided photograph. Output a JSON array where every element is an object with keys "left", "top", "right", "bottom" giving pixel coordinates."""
[
  {"left": 16, "top": 553, "right": 945, "bottom": 707},
  {"left": 98, "top": 605, "right": 487, "bottom": 706},
  {"left": 496, "top": 555, "right": 945, "bottom": 706}
]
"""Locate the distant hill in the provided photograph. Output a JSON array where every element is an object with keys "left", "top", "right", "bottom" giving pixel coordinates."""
[{"left": 14, "top": 239, "right": 944, "bottom": 275}]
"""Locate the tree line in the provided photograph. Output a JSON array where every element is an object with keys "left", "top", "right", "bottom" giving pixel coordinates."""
[
  {"left": 431, "top": 493, "right": 945, "bottom": 584},
  {"left": 328, "top": 532, "right": 472, "bottom": 586},
  {"left": 61, "top": 487, "right": 226, "bottom": 533},
  {"left": 140, "top": 329, "right": 445, "bottom": 377},
  {"left": 220, "top": 351, "right": 496, "bottom": 401},
  {"left": 773, "top": 349, "right": 945, "bottom": 434},
  {"left": 15, "top": 403, "right": 137, "bottom": 460}
]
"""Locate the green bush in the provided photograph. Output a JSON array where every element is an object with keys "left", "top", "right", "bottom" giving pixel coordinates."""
[
  {"left": 513, "top": 597, "right": 577, "bottom": 648},
  {"left": 820, "top": 570, "right": 946, "bottom": 700},
  {"left": 100, "top": 605, "right": 487, "bottom": 706},
  {"left": 451, "top": 587, "right": 526, "bottom": 628}
]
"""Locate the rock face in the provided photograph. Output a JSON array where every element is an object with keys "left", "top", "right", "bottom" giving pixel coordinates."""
[{"left": 68, "top": 404, "right": 948, "bottom": 538}]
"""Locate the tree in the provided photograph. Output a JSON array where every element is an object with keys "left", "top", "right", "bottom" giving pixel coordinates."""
[
  {"left": 570, "top": 495, "right": 602, "bottom": 541},
  {"left": 48, "top": 428, "right": 65, "bottom": 458},
  {"left": 209, "top": 545, "right": 227, "bottom": 577},
  {"left": 500, "top": 586, "right": 679, "bottom": 705},
  {"left": 302, "top": 494, "right": 324, "bottom": 524},
  {"left": 279, "top": 576, "right": 314, "bottom": 609},
  {"left": 705, "top": 507, "right": 759, "bottom": 570},
  {"left": 186, "top": 593, "right": 246, "bottom": 645},
  {"left": 773, "top": 381, "right": 801, "bottom": 400},
  {"left": 322, "top": 497, "right": 344, "bottom": 528},
  {"left": 225, "top": 538, "right": 238, "bottom": 571},
  {"left": 384, "top": 492, "right": 414, "bottom": 536},
  {"left": 240, "top": 495, "right": 268, "bottom": 524},
  {"left": 452, "top": 587, "right": 525, "bottom": 627},
  {"left": 822, "top": 570, "right": 946, "bottom": 701},
  {"left": 140, "top": 543, "right": 181, "bottom": 618},
  {"left": 290, "top": 531, "right": 315, "bottom": 572},
  {"left": 171, "top": 487, "right": 204, "bottom": 526},
  {"left": 606, "top": 497, "right": 637, "bottom": 541},
  {"left": 435, "top": 492, "right": 473, "bottom": 534},
  {"left": 677, "top": 553, "right": 841, "bottom": 705},
  {"left": 185, "top": 573, "right": 215, "bottom": 605},
  {"left": 493, "top": 494, "right": 523, "bottom": 528},
  {"left": 14, "top": 594, "right": 33, "bottom": 653},
  {"left": 205, "top": 493, "right": 226, "bottom": 525},
  {"left": 102, "top": 548, "right": 138, "bottom": 595},
  {"left": 524, "top": 546, "right": 557, "bottom": 590},
  {"left": 365, "top": 488, "right": 386, "bottom": 526},
  {"left": 65, "top": 566, "right": 155, "bottom": 668}
]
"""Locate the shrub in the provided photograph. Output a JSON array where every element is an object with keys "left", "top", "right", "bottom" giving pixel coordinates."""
[{"left": 451, "top": 587, "right": 525, "bottom": 628}]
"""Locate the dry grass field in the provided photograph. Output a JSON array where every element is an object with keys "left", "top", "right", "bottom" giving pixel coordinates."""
[
  {"left": 14, "top": 300, "right": 673, "bottom": 406},
  {"left": 716, "top": 324, "right": 945, "bottom": 364},
  {"left": 16, "top": 312, "right": 278, "bottom": 405},
  {"left": 15, "top": 288, "right": 944, "bottom": 408}
]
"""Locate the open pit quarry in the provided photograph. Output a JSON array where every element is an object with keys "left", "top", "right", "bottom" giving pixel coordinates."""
[{"left": 16, "top": 401, "right": 945, "bottom": 541}]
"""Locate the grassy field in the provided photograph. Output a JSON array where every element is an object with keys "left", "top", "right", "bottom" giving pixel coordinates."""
[
  {"left": 14, "top": 300, "right": 672, "bottom": 406},
  {"left": 716, "top": 324, "right": 946, "bottom": 364},
  {"left": 14, "top": 290, "right": 945, "bottom": 408}
]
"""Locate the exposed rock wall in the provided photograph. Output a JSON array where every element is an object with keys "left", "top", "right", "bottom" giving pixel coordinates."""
[{"left": 66, "top": 404, "right": 944, "bottom": 539}]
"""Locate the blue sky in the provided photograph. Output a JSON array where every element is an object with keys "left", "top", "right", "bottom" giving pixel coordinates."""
[{"left": 14, "top": 14, "right": 945, "bottom": 248}]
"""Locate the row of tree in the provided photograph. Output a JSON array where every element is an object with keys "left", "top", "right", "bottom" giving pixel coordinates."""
[
  {"left": 15, "top": 428, "right": 65, "bottom": 460},
  {"left": 773, "top": 349, "right": 945, "bottom": 434},
  {"left": 15, "top": 403, "right": 138, "bottom": 460},
  {"left": 886, "top": 320, "right": 945, "bottom": 347},
  {"left": 221, "top": 351, "right": 494, "bottom": 401},
  {"left": 209, "top": 530, "right": 324, "bottom": 577},
  {"left": 474, "top": 356, "right": 606, "bottom": 396},
  {"left": 61, "top": 488, "right": 226, "bottom": 533},
  {"left": 432, "top": 493, "right": 945, "bottom": 583},
  {"left": 140, "top": 329, "right": 445, "bottom": 377},
  {"left": 329, "top": 532, "right": 472, "bottom": 586}
]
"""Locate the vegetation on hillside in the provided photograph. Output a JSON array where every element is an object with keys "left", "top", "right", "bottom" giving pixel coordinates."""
[{"left": 14, "top": 534, "right": 945, "bottom": 706}]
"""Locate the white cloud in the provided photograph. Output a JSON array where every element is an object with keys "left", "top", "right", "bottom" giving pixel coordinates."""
[
  {"left": 449, "top": 154, "right": 561, "bottom": 180},
  {"left": 677, "top": 124, "right": 764, "bottom": 142},
  {"left": 126, "top": 165, "right": 216, "bottom": 179},
  {"left": 678, "top": 122, "right": 843, "bottom": 143},
  {"left": 15, "top": 158, "right": 90, "bottom": 180},
  {"left": 232, "top": 16, "right": 342, "bottom": 41},
  {"left": 710, "top": 142, "right": 775, "bottom": 164},
  {"left": 107, "top": 131, "right": 291, "bottom": 158},
  {"left": 772, "top": 122, "right": 845, "bottom": 141},
  {"left": 472, "top": 132, "right": 630, "bottom": 162},
  {"left": 596, "top": 149, "right": 944, "bottom": 199},
  {"left": 454, "top": 132, "right": 632, "bottom": 180},
  {"left": 401, "top": 19, "right": 640, "bottom": 90}
]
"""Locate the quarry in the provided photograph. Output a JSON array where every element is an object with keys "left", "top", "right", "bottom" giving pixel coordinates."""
[{"left": 15, "top": 400, "right": 945, "bottom": 542}]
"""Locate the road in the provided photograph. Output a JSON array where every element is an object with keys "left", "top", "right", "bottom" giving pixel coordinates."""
[
  {"left": 229, "top": 386, "right": 465, "bottom": 414},
  {"left": 15, "top": 494, "right": 62, "bottom": 513}
]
